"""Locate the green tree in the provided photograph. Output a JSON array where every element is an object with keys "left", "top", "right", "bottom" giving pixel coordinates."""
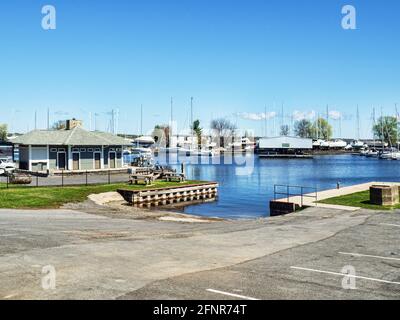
[
  {"left": 0, "top": 124, "right": 7, "bottom": 141},
  {"left": 280, "top": 125, "right": 289, "bottom": 136},
  {"left": 191, "top": 119, "right": 202, "bottom": 149},
  {"left": 294, "top": 119, "right": 313, "bottom": 138},
  {"left": 312, "top": 118, "right": 332, "bottom": 140},
  {"left": 373, "top": 116, "right": 398, "bottom": 146}
]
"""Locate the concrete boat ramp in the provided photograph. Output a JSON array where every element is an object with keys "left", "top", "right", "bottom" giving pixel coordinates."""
[{"left": 275, "top": 181, "right": 400, "bottom": 211}]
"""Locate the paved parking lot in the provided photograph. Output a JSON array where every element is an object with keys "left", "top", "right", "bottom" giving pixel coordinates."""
[
  {"left": 120, "top": 212, "right": 400, "bottom": 300},
  {"left": 0, "top": 206, "right": 399, "bottom": 299}
]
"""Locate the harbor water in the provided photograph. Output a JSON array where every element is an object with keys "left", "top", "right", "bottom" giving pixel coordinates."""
[{"left": 154, "top": 154, "right": 400, "bottom": 219}]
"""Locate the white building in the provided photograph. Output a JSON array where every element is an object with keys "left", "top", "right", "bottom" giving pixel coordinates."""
[{"left": 258, "top": 136, "right": 313, "bottom": 152}]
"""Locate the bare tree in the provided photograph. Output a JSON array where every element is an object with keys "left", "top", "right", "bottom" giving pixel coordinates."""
[{"left": 210, "top": 118, "right": 237, "bottom": 147}]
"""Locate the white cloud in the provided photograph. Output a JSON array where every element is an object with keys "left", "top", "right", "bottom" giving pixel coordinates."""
[
  {"left": 329, "top": 110, "right": 342, "bottom": 120},
  {"left": 292, "top": 110, "right": 316, "bottom": 121},
  {"left": 237, "top": 112, "right": 277, "bottom": 121}
]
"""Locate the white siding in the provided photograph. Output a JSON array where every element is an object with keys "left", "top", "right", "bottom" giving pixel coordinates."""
[{"left": 259, "top": 137, "right": 312, "bottom": 149}]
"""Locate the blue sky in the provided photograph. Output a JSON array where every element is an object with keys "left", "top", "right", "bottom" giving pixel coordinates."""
[{"left": 0, "top": 0, "right": 399, "bottom": 138}]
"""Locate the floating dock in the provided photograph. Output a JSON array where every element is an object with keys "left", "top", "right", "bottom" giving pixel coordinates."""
[
  {"left": 259, "top": 154, "right": 313, "bottom": 159},
  {"left": 118, "top": 182, "right": 218, "bottom": 206}
]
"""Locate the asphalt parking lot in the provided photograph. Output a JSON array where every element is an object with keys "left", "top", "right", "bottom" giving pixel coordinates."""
[
  {"left": 120, "top": 213, "right": 400, "bottom": 300},
  {"left": 0, "top": 206, "right": 399, "bottom": 299}
]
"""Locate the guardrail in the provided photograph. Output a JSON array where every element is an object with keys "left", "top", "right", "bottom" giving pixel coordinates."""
[{"left": 273, "top": 184, "right": 318, "bottom": 207}]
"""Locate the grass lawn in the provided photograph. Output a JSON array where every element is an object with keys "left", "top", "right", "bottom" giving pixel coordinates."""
[
  {"left": 318, "top": 190, "right": 400, "bottom": 211},
  {"left": 0, "top": 180, "right": 204, "bottom": 209}
]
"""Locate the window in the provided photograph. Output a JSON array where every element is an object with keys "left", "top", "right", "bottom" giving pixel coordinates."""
[
  {"left": 72, "top": 148, "right": 79, "bottom": 152},
  {"left": 88, "top": 148, "right": 94, "bottom": 152},
  {"left": 50, "top": 148, "right": 57, "bottom": 153},
  {"left": 116, "top": 148, "right": 121, "bottom": 151},
  {"left": 80, "top": 148, "right": 86, "bottom": 152},
  {"left": 109, "top": 148, "right": 115, "bottom": 151},
  {"left": 58, "top": 148, "right": 66, "bottom": 152},
  {"left": 95, "top": 148, "right": 101, "bottom": 152}
]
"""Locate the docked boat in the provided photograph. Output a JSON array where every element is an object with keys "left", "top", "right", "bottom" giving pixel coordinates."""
[{"left": 365, "top": 149, "right": 379, "bottom": 158}]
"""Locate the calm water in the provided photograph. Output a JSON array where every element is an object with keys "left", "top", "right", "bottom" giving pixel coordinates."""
[{"left": 154, "top": 154, "right": 400, "bottom": 219}]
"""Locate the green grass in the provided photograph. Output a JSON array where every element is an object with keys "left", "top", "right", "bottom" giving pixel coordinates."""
[
  {"left": 318, "top": 190, "right": 400, "bottom": 210},
  {"left": 0, "top": 180, "right": 204, "bottom": 209}
]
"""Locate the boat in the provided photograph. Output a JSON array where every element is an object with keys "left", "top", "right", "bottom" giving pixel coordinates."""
[
  {"left": 328, "top": 139, "right": 347, "bottom": 149},
  {"left": 351, "top": 140, "right": 365, "bottom": 149},
  {"left": 365, "top": 149, "right": 379, "bottom": 158}
]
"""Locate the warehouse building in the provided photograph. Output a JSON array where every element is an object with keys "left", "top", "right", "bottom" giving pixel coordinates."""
[
  {"left": 257, "top": 136, "right": 313, "bottom": 154},
  {"left": 13, "top": 120, "right": 128, "bottom": 172}
]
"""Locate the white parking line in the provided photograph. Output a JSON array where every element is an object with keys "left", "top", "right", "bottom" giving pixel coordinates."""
[
  {"left": 290, "top": 266, "right": 400, "bottom": 285},
  {"left": 206, "top": 289, "right": 259, "bottom": 300},
  {"left": 380, "top": 223, "right": 400, "bottom": 228},
  {"left": 339, "top": 252, "right": 400, "bottom": 261}
]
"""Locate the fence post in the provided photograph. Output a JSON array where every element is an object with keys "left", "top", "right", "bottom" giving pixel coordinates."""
[
  {"left": 301, "top": 187, "right": 303, "bottom": 207},
  {"left": 86, "top": 170, "right": 88, "bottom": 186},
  {"left": 6, "top": 173, "right": 9, "bottom": 189},
  {"left": 287, "top": 185, "right": 290, "bottom": 202},
  {"left": 36, "top": 174, "right": 39, "bottom": 187},
  {"left": 62, "top": 170, "right": 64, "bottom": 187},
  {"left": 108, "top": 170, "right": 111, "bottom": 184}
]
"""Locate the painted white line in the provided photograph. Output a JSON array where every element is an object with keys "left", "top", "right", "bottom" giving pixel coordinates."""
[
  {"left": 290, "top": 266, "right": 400, "bottom": 285},
  {"left": 206, "top": 289, "right": 259, "bottom": 300},
  {"left": 339, "top": 252, "right": 400, "bottom": 261},
  {"left": 380, "top": 223, "right": 400, "bottom": 228}
]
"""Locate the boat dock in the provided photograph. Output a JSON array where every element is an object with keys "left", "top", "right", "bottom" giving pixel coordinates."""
[
  {"left": 118, "top": 182, "right": 218, "bottom": 206},
  {"left": 259, "top": 154, "right": 313, "bottom": 159}
]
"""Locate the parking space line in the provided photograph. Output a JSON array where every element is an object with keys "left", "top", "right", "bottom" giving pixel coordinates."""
[
  {"left": 380, "top": 223, "right": 400, "bottom": 228},
  {"left": 206, "top": 289, "right": 259, "bottom": 300},
  {"left": 339, "top": 252, "right": 400, "bottom": 261},
  {"left": 290, "top": 266, "right": 400, "bottom": 285}
]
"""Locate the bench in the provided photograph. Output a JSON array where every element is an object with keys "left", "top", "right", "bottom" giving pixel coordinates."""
[{"left": 129, "top": 174, "right": 156, "bottom": 185}]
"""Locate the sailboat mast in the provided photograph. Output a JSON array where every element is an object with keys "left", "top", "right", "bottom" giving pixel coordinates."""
[
  {"left": 264, "top": 105, "right": 267, "bottom": 137},
  {"left": 357, "top": 105, "right": 360, "bottom": 140},
  {"left": 140, "top": 104, "right": 143, "bottom": 136}
]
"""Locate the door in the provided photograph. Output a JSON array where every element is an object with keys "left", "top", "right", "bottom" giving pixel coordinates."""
[
  {"left": 109, "top": 152, "right": 116, "bottom": 169},
  {"left": 58, "top": 153, "right": 66, "bottom": 170},
  {"left": 94, "top": 153, "right": 101, "bottom": 169},
  {"left": 72, "top": 153, "right": 80, "bottom": 170}
]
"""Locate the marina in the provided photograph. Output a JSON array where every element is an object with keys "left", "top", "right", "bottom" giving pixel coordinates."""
[{"left": 153, "top": 154, "right": 400, "bottom": 219}]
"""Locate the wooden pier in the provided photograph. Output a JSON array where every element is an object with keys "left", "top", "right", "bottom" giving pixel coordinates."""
[
  {"left": 118, "top": 182, "right": 218, "bottom": 206},
  {"left": 259, "top": 154, "right": 313, "bottom": 159}
]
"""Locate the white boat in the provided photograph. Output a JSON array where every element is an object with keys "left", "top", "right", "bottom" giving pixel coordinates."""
[
  {"left": 351, "top": 140, "right": 365, "bottom": 149},
  {"left": 365, "top": 150, "right": 379, "bottom": 157},
  {"left": 328, "top": 139, "right": 347, "bottom": 149},
  {"left": 313, "top": 139, "right": 326, "bottom": 148},
  {"left": 391, "top": 152, "right": 400, "bottom": 160}
]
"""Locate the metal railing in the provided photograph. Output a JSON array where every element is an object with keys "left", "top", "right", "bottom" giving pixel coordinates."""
[{"left": 273, "top": 184, "right": 318, "bottom": 207}]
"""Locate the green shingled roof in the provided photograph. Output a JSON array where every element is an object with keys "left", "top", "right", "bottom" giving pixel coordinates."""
[{"left": 13, "top": 127, "right": 129, "bottom": 146}]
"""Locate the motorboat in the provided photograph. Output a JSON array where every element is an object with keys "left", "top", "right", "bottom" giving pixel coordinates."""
[
  {"left": 312, "top": 139, "right": 325, "bottom": 148},
  {"left": 365, "top": 149, "right": 379, "bottom": 157},
  {"left": 328, "top": 139, "right": 347, "bottom": 149},
  {"left": 351, "top": 140, "right": 365, "bottom": 149}
]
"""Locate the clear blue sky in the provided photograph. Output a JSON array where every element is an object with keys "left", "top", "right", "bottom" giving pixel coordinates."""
[{"left": 0, "top": 0, "right": 399, "bottom": 138}]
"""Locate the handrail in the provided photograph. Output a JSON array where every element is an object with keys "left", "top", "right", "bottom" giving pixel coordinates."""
[{"left": 273, "top": 184, "right": 318, "bottom": 207}]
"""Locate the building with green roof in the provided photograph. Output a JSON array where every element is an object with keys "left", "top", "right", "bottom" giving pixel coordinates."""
[{"left": 13, "top": 120, "right": 130, "bottom": 172}]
